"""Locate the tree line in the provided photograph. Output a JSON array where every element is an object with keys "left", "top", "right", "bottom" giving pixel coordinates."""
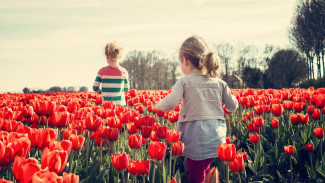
[
  {"left": 120, "top": 0, "right": 324, "bottom": 90},
  {"left": 23, "top": 86, "right": 89, "bottom": 93}
]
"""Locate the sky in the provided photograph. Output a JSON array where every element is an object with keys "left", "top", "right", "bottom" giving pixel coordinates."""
[{"left": 0, "top": 0, "right": 297, "bottom": 93}]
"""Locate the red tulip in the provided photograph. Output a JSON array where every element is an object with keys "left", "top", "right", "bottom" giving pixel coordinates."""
[
  {"left": 30, "top": 169, "right": 63, "bottom": 183},
  {"left": 229, "top": 154, "right": 245, "bottom": 173},
  {"left": 22, "top": 106, "right": 34, "bottom": 118},
  {"left": 0, "top": 179, "right": 13, "bottom": 183},
  {"left": 253, "top": 105, "right": 263, "bottom": 115},
  {"left": 272, "top": 104, "right": 283, "bottom": 116},
  {"left": 103, "top": 100, "right": 116, "bottom": 110},
  {"left": 68, "top": 135, "right": 85, "bottom": 151},
  {"left": 41, "top": 101, "right": 56, "bottom": 117},
  {"left": 62, "top": 172, "right": 79, "bottom": 183},
  {"left": 307, "top": 105, "right": 315, "bottom": 115},
  {"left": 252, "top": 117, "right": 263, "bottom": 127},
  {"left": 141, "top": 115, "right": 155, "bottom": 126},
  {"left": 12, "top": 156, "right": 39, "bottom": 182},
  {"left": 314, "top": 128, "right": 324, "bottom": 139},
  {"left": 242, "top": 117, "right": 247, "bottom": 123},
  {"left": 293, "top": 102, "right": 305, "bottom": 112},
  {"left": 148, "top": 141, "right": 167, "bottom": 162},
  {"left": 0, "top": 141, "right": 5, "bottom": 161},
  {"left": 311, "top": 109, "right": 320, "bottom": 120},
  {"left": 205, "top": 167, "right": 219, "bottom": 183},
  {"left": 95, "top": 96, "right": 103, "bottom": 105},
  {"left": 48, "top": 112, "right": 72, "bottom": 127},
  {"left": 41, "top": 147, "right": 68, "bottom": 175},
  {"left": 271, "top": 118, "right": 279, "bottom": 129},
  {"left": 156, "top": 125, "right": 169, "bottom": 139},
  {"left": 172, "top": 141, "right": 184, "bottom": 156},
  {"left": 237, "top": 152, "right": 248, "bottom": 161},
  {"left": 111, "top": 152, "right": 129, "bottom": 171},
  {"left": 249, "top": 133, "right": 260, "bottom": 144},
  {"left": 67, "top": 101, "right": 80, "bottom": 113},
  {"left": 128, "top": 134, "right": 142, "bottom": 149},
  {"left": 225, "top": 137, "right": 231, "bottom": 144},
  {"left": 282, "top": 101, "right": 293, "bottom": 110},
  {"left": 300, "top": 113, "right": 309, "bottom": 124},
  {"left": 284, "top": 145, "right": 294, "bottom": 156},
  {"left": 37, "top": 128, "right": 58, "bottom": 150},
  {"left": 9, "top": 136, "right": 31, "bottom": 158},
  {"left": 85, "top": 113, "right": 102, "bottom": 132},
  {"left": 128, "top": 159, "right": 150, "bottom": 176},
  {"left": 20, "top": 163, "right": 42, "bottom": 183},
  {"left": 290, "top": 113, "right": 302, "bottom": 125},
  {"left": 98, "top": 126, "right": 119, "bottom": 142},
  {"left": 48, "top": 140, "right": 72, "bottom": 156},
  {"left": 166, "top": 129, "right": 181, "bottom": 144},
  {"left": 217, "top": 143, "right": 236, "bottom": 163},
  {"left": 305, "top": 143, "right": 314, "bottom": 152},
  {"left": 315, "top": 95, "right": 325, "bottom": 108},
  {"left": 127, "top": 123, "right": 138, "bottom": 134},
  {"left": 141, "top": 125, "right": 153, "bottom": 139},
  {"left": 247, "top": 123, "right": 259, "bottom": 132}
]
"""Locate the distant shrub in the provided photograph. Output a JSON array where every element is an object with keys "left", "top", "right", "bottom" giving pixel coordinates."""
[{"left": 300, "top": 77, "right": 325, "bottom": 88}]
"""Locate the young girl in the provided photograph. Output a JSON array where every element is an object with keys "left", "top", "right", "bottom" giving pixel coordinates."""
[
  {"left": 93, "top": 41, "right": 129, "bottom": 106},
  {"left": 155, "top": 35, "right": 238, "bottom": 183}
]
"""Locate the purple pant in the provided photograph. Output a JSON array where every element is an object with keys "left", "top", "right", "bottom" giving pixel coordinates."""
[{"left": 186, "top": 157, "right": 215, "bottom": 183}]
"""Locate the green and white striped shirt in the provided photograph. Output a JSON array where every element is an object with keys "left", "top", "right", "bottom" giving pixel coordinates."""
[{"left": 93, "top": 65, "right": 129, "bottom": 106}]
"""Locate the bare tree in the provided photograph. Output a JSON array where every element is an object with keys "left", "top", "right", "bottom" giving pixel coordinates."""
[{"left": 215, "top": 43, "right": 234, "bottom": 81}]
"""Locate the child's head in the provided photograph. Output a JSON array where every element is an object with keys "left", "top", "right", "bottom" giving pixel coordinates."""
[
  {"left": 105, "top": 41, "right": 123, "bottom": 61},
  {"left": 179, "top": 35, "right": 220, "bottom": 78}
]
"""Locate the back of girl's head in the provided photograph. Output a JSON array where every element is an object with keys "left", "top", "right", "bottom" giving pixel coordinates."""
[
  {"left": 179, "top": 35, "right": 221, "bottom": 78},
  {"left": 105, "top": 41, "right": 123, "bottom": 60}
]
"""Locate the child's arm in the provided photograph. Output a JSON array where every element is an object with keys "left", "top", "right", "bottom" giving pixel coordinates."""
[
  {"left": 222, "top": 84, "right": 238, "bottom": 112},
  {"left": 93, "top": 74, "right": 102, "bottom": 93},
  {"left": 155, "top": 80, "right": 183, "bottom": 112},
  {"left": 124, "top": 75, "right": 129, "bottom": 92}
]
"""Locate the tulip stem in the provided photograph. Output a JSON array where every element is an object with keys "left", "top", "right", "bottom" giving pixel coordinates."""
[
  {"left": 320, "top": 139, "right": 323, "bottom": 166},
  {"left": 309, "top": 153, "right": 313, "bottom": 167},
  {"left": 173, "top": 157, "right": 176, "bottom": 177},
  {"left": 238, "top": 173, "right": 242, "bottom": 183},
  {"left": 290, "top": 156, "right": 293, "bottom": 183},
  {"left": 226, "top": 164, "right": 230, "bottom": 183},
  {"left": 152, "top": 162, "right": 156, "bottom": 183},
  {"left": 142, "top": 175, "right": 145, "bottom": 183},
  {"left": 69, "top": 150, "right": 74, "bottom": 172},
  {"left": 122, "top": 171, "right": 126, "bottom": 183},
  {"left": 100, "top": 138, "right": 103, "bottom": 163},
  {"left": 46, "top": 116, "right": 49, "bottom": 128},
  {"left": 169, "top": 145, "right": 172, "bottom": 180}
]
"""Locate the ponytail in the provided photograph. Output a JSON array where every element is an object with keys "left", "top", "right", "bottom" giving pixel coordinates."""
[
  {"left": 200, "top": 51, "right": 220, "bottom": 78},
  {"left": 180, "top": 35, "right": 221, "bottom": 78}
]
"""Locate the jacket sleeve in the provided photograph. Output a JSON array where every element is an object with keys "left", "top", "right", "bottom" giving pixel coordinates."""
[
  {"left": 222, "top": 84, "right": 238, "bottom": 112},
  {"left": 155, "top": 79, "right": 183, "bottom": 112}
]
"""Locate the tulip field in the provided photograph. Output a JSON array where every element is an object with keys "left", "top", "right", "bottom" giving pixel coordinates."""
[{"left": 0, "top": 87, "right": 325, "bottom": 183}]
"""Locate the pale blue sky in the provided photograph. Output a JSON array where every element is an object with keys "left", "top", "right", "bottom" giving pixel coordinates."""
[{"left": 0, "top": 0, "right": 296, "bottom": 93}]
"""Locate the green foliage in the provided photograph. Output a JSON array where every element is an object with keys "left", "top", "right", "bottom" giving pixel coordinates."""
[{"left": 300, "top": 77, "right": 325, "bottom": 89}]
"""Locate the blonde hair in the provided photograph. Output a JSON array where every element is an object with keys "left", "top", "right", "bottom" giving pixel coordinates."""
[
  {"left": 105, "top": 41, "right": 123, "bottom": 60},
  {"left": 179, "top": 35, "right": 220, "bottom": 78}
]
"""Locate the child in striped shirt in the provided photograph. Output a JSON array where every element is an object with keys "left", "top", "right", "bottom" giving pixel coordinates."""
[{"left": 93, "top": 41, "right": 129, "bottom": 106}]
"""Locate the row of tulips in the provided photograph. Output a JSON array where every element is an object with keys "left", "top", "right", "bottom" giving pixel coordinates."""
[
  {"left": 1, "top": 86, "right": 325, "bottom": 182},
  {"left": 0, "top": 91, "right": 187, "bottom": 183}
]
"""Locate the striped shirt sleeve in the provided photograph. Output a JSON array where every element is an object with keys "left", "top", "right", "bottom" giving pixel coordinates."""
[{"left": 93, "top": 74, "right": 101, "bottom": 91}]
